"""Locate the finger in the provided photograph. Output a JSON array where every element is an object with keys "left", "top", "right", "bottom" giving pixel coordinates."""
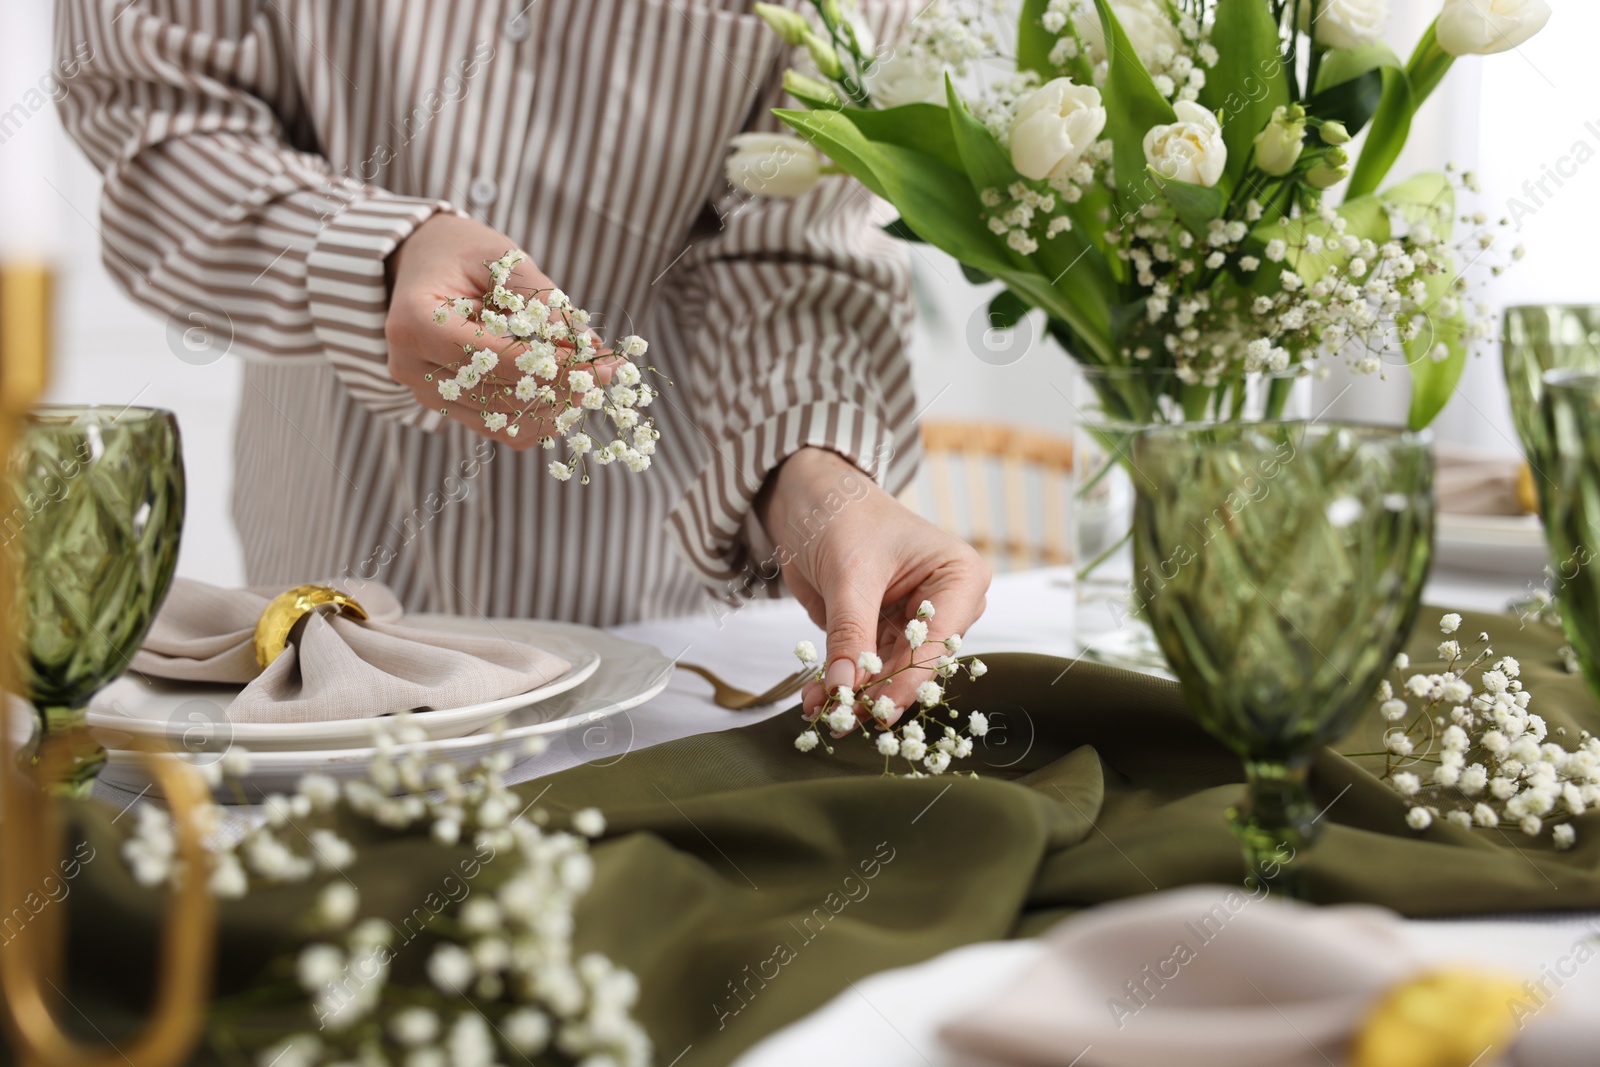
[
  {"left": 811, "top": 575, "right": 889, "bottom": 736},
  {"left": 871, "top": 577, "right": 989, "bottom": 718}
]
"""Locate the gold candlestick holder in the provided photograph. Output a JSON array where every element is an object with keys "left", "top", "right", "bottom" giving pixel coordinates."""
[{"left": 0, "top": 264, "right": 216, "bottom": 1066}]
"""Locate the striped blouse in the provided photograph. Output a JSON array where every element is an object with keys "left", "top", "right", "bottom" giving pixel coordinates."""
[{"left": 54, "top": 0, "right": 920, "bottom": 624}]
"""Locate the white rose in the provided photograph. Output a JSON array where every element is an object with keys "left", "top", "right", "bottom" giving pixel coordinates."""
[
  {"left": 863, "top": 52, "right": 944, "bottom": 108},
  {"left": 1142, "top": 100, "right": 1227, "bottom": 187},
  {"left": 1436, "top": 0, "right": 1551, "bottom": 55},
  {"left": 1073, "top": 0, "right": 1184, "bottom": 67},
  {"left": 1297, "top": 0, "right": 1389, "bottom": 49},
  {"left": 725, "top": 133, "right": 822, "bottom": 197},
  {"left": 1009, "top": 77, "right": 1108, "bottom": 182}
]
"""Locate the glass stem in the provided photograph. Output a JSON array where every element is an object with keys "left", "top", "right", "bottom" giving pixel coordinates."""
[
  {"left": 1229, "top": 757, "right": 1319, "bottom": 899},
  {"left": 26, "top": 702, "right": 107, "bottom": 798}
]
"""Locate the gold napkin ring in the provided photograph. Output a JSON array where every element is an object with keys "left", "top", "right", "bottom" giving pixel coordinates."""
[
  {"left": 1352, "top": 969, "right": 1526, "bottom": 1067},
  {"left": 253, "top": 584, "right": 370, "bottom": 670}
]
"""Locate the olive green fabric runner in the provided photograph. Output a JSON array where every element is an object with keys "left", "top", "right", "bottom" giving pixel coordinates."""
[{"left": 30, "top": 609, "right": 1600, "bottom": 1067}]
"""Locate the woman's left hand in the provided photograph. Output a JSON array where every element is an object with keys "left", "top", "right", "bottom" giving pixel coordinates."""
[{"left": 756, "top": 447, "right": 991, "bottom": 729}]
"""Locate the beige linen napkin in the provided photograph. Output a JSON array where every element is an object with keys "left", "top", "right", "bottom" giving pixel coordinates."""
[
  {"left": 940, "top": 887, "right": 1415, "bottom": 1067},
  {"left": 940, "top": 887, "right": 1593, "bottom": 1067},
  {"left": 130, "top": 578, "right": 570, "bottom": 724}
]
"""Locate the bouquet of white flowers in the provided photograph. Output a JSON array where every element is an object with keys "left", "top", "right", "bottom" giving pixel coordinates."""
[{"left": 740, "top": 0, "right": 1547, "bottom": 429}]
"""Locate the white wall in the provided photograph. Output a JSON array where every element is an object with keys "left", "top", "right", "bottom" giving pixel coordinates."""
[{"left": 1, "top": 3, "right": 245, "bottom": 586}]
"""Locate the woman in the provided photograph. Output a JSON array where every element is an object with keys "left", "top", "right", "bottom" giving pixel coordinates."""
[{"left": 55, "top": 0, "right": 988, "bottom": 715}]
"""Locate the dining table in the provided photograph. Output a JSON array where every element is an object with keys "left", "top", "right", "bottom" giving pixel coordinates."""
[{"left": 77, "top": 554, "right": 1600, "bottom": 1067}]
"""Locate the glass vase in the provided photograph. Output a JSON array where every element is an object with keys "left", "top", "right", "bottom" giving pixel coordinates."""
[
  {"left": 8, "top": 406, "right": 186, "bottom": 795},
  {"left": 1067, "top": 365, "right": 1307, "bottom": 671}
]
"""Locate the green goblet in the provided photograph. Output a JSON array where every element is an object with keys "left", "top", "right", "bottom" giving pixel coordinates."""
[
  {"left": 7, "top": 406, "right": 185, "bottom": 795},
  {"left": 1531, "top": 371, "right": 1600, "bottom": 704},
  {"left": 1131, "top": 422, "right": 1434, "bottom": 897},
  {"left": 1502, "top": 305, "right": 1600, "bottom": 469}
]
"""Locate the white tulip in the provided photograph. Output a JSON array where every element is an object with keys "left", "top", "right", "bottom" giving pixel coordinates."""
[
  {"left": 725, "top": 132, "right": 822, "bottom": 197},
  {"left": 1436, "top": 0, "right": 1551, "bottom": 55},
  {"left": 1072, "top": 0, "right": 1184, "bottom": 67},
  {"left": 1142, "top": 100, "right": 1228, "bottom": 188},
  {"left": 1009, "top": 77, "right": 1108, "bottom": 182},
  {"left": 864, "top": 52, "right": 944, "bottom": 108},
  {"left": 1297, "top": 0, "right": 1389, "bottom": 50}
]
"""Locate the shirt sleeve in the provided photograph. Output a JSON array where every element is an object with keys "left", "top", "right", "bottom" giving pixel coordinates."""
[
  {"left": 664, "top": 43, "right": 920, "bottom": 602},
  {"left": 53, "top": 0, "right": 450, "bottom": 426}
]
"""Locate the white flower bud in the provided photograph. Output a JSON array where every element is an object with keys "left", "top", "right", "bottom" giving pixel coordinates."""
[{"left": 726, "top": 133, "right": 822, "bottom": 198}]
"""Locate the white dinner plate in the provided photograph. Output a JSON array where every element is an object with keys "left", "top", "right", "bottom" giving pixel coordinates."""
[
  {"left": 85, "top": 616, "right": 600, "bottom": 752},
  {"left": 98, "top": 617, "right": 674, "bottom": 798}
]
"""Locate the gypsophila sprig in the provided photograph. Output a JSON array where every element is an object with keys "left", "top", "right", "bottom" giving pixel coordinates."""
[
  {"left": 122, "top": 716, "right": 647, "bottom": 1067},
  {"left": 1357, "top": 614, "right": 1599, "bottom": 848},
  {"left": 791, "top": 601, "right": 991, "bottom": 777},
  {"left": 433, "top": 250, "right": 661, "bottom": 485}
]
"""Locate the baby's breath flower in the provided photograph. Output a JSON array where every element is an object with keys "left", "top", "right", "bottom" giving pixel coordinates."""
[{"left": 905, "top": 619, "right": 929, "bottom": 649}]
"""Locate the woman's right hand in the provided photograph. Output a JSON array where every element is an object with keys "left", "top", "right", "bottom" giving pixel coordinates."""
[{"left": 384, "top": 214, "right": 607, "bottom": 449}]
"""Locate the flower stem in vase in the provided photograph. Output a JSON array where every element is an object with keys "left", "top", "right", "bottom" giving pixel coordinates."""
[
  {"left": 1230, "top": 757, "right": 1317, "bottom": 899},
  {"left": 24, "top": 703, "right": 107, "bottom": 797}
]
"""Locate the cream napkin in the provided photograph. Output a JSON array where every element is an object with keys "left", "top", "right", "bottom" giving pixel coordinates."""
[
  {"left": 940, "top": 887, "right": 1415, "bottom": 1067},
  {"left": 130, "top": 578, "right": 571, "bottom": 724},
  {"left": 939, "top": 887, "right": 1591, "bottom": 1067}
]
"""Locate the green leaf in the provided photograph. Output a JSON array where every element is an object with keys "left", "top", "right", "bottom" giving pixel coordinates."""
[
  {"left": 1347, "top": 26, "right": 1451, "bottom": 200},
  {"left": 882, "top": 217, "right": 925, "bottom": 242},
  {"left": 944, "top": 75, "right": 1021, "bottom": 195},
  {"left": 1152, "top": 169, "right": 1225, "bottom": 239},
  {"left": 962, "top": 263, "right": 994, "bottom": 285},
  {"left": 1312, "top": 42, "right": 1403, "bottom": 95},
  {"left": 1305, "top": 68, "right": 1385, "bottom": 134},
  {"left": 1405, "top": 285, "right": 1468, "bottom": 430},
  {"left": 842, "top": 103, "right": 963, "bottom": 174},
  {"left": 1091, "top": 0, "right": 1176, "bottom": 219},
  {"left": 1017, "top": 0, "right": 1057, "bottom": 79},
  {"left": 774, "top": 108, "right": 889, "bottom": 200},
  {"left": 1380, "top": 171, "right": 1453, "bottom": 232},
  {"left": 1378, "top": 172, "right": 1459, "bottom": 428},
  {"left": 988, "top": 289, "right": 1030, "bottom": 329},
  {"left": 1344, "top": 67, "right": 1413, "bottom": 198},
  {"left": 1198, "top": 0, "right": 1290, "bottom": 190}
]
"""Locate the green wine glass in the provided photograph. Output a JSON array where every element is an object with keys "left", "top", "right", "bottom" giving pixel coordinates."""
[
  {"left": 1531, "top": 371, "right": 1600, "bottom": 705},
  {"left": 1131, "top": 422, "right": 1434, "bottom": 897},
  {"left": 7, "top": 406, "right": 185, "bottom": 795},
  {"left": 1502, "top": 305, "right": 1600, "bottom": 470}
]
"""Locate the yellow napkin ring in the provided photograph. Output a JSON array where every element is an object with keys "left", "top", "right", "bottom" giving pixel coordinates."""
[
  {"left": 1352, "top": 968, "right": 1527, "bottom": 1067},
  {"left": 253, "top": 584, "right": 370, "bottom": 670}
]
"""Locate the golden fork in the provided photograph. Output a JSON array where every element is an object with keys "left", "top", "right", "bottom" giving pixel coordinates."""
[{"left": 677, "top": 663, "right": 812, "bottom": 710}]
